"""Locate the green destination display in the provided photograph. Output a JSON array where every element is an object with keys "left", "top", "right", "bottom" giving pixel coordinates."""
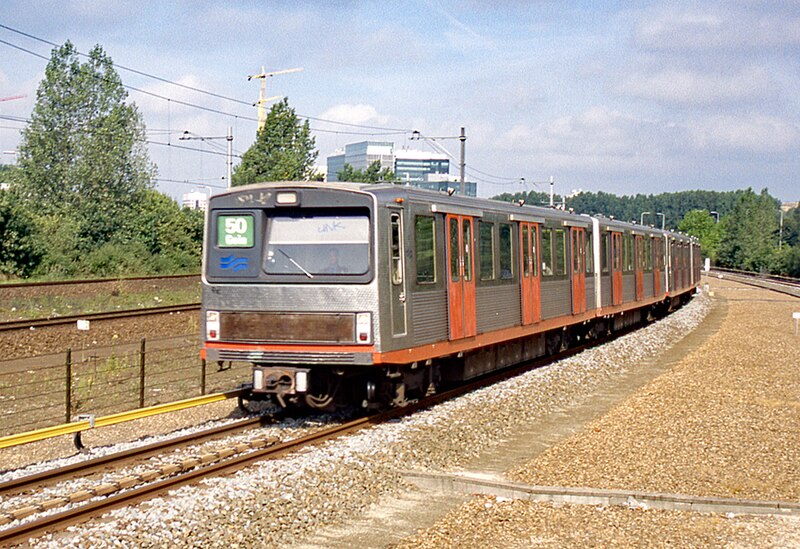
[{"left": 218, "top": 215, "right": 254, "bottom": 247}]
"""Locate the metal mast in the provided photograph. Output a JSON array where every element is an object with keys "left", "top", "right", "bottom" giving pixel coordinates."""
[{"left": 247, "top": 66, "right": 303, "bottom": 131}]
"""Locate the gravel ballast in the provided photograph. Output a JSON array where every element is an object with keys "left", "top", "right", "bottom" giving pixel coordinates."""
[
  {"left": 16, "top": 282, "right": 721, "bottom": 546},
  {"left": 400, "top": 276, "right": 800, "bottom": 547}
]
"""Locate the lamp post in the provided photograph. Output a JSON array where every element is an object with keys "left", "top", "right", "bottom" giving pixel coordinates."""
[
  {"left": 710, "top": 211, "right": 719, "bottom": 222},
  {"left": 179, "top": 127, "right": 234, "bottom": 189},
  {"left": 410, "top": 128, "right": 467, "bottom": 195},
  {"left": 640, "top": 211, "right": 651, "bottom": 225},
  {"left": 656, "top": 212, "right": 665, "bottom": 230}
]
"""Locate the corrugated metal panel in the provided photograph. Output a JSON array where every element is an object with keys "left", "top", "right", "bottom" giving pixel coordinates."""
[
  {"left": 643, "top": 273, "right": 654, "bottom": 297},
  {"left": 601, "top": 276, "right": 612, "bottom": 307},
  {"left": 411, "top": 289, "right": 448, "bottom": 345},
  {"left": 540, "top": 279, "right": 571, "bottom": 319},
  {"left": 203, "top": 284, "right": 378, "bottom": 313},
  {"left": 623, "top": 274, "right": 635, "bottom": 302},
  {"left": 586, "top": 277, "right": 596, "bottom": 310},
  {"left": 476, "top": 285, "right": 521, "bottom": 333},
  {"left": 203, "top": 283, "right": 381, "bottom": 345}
]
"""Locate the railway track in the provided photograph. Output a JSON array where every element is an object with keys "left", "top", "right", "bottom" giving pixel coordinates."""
[
  {"left": 0, "top": 303, "right": 201, "bottom": 332},
  {"left": 710, "top": 267, "right": 800, "bottom": 298},
  {"left": 0, "top": 326, "right": 627, "bottom": 546}
]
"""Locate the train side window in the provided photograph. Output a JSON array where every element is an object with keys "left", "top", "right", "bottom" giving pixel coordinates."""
[
  {"left": 622, "top": 235, "right": 628, "bottom": 272},
  {"left": 601, "top": 233, "right": 609, "bottom": 274},
  {"left": 623, "top": 234, "right": 633, "bottom": 272},
  {"left": 522, "top": 226, "right": 530, "bottom": 277},
  {"left": 499, "top": 223, "right": 513, "bottom": 279},
  {"left": 479, "top": 221, "right": 495, "bottom": 280},
  {"left": 449, "top": 217, "right": 460, "bottom": 282},
  {"left": 585, "top": 231, "right": 594, "bottom": 274},
  {"left": 541, "top": 228, "right": 553, "bottom": 276},
  {"left": 572, "top": 231, "right": 581, "bottom": 273},
  {"left": 636, "top": 238, "right": 643, "bottom": 271},
  {"left": 390, "top": 212, "right": 403, "bottom": 285},
  {"left": 531, "top": 225, "right": 538, "bottom": 277},
  {"left": 463, "top": 218, "right": 473, "bottom": 282},
  {"left": 414, "top": 215, "right": 436, "bottom": 284},
  {"left": 554, "top": 229, "right": 566, "bottom": 276}
]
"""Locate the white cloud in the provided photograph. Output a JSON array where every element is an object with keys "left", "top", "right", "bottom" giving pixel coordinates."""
[
  {"left": 617, "top": 66, "right": 772, "bottom": 105},
  {"left": 495, "top": 106, "right": 669, "bottom": 174},
  {"left": 317, "top": 104, "right": 390, "bottom": 127},
  {"left": 688, "top": 114, "right": 800, "bottom": 152},
  {"left": 635, "top": 7, "right": 800, "bottom": 50}
]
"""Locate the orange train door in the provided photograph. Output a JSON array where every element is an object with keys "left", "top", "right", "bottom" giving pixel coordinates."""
[
  {"left": 520, "top": 222, "right": 541, "bottom": 324},
  {"left": 446, "top": 214, "right": 477, "bottom": 340},
  {"left": 653, "top": 237, "right": 662, "bottom": 296},
  {"left": 634, "top": 235, "right": 644, "bottom": 301},
  {"left": 570, "top": 227, "right": 586, "bottom": 314},
  {"left": 611, "top": 231, "right": 623, "bottom": 306}
]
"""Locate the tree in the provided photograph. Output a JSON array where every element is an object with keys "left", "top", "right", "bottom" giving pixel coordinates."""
[
  {"left": 232, "top": 98, "right": 317, "bottom": 185},
  {"left": 781, "top": 207, "right": 800, "bottom": 248},
  {"left": 123, "top": 190, "right": 204, "bottom": 272},
  {"left": 677, "top": 209, "right": 723, "bottom": 262},
  {"left": 716, "top": 188, "right": 780, "bottom": 271},
  {"left": 0, "top": 186, "right": 40, "bottom": 277},
  {"left": 16, "top": 41, "right": 154, "bottom": 249},
  {"left": 337, "top": 160, "right": 395, "bottom": 183}
]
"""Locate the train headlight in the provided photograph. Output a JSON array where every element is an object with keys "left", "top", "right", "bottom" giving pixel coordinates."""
[
  {"left": 253, "top": 368, "right": 264, "bottom": 391},
  {"left": 295, "top": 371, "right": 308, "bottom": 393},
  {"left": 206, "top": 310, "right": 220, "bottom": 341},
  {"left": 356, "top": 312, "right": 372, "bottom": 344}
]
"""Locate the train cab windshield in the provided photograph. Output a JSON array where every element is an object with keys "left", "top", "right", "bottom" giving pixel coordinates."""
[{"left": 263, "top": 213, "right": 370, "bottom": 277}]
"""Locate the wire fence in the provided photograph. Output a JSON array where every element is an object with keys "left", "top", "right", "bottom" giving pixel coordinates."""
[{"left": 0, "top": 335, "right": 251, "bottom": 437}]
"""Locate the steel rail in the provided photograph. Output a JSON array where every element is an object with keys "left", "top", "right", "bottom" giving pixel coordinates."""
[
  {"left": 0, "top": 322, "right": 629, "bottom": 546},
  {"left": 0, "top": 296, "right": 673, "bottom": 546},
  {"left": 0, "top": 416, "right": 265, "bottom": 497},
  {"left": 0, "top": 303, "right": 200, "bottom": 332},
  {"left": 710, "top": 269, "right": 800, "bottom": 299},
  {"left": 0, "top": 273, "right": 199, "bottom": 290},
  {"left": 0, "top": 390, "right": 243, "bottom": 450},
  {"left": 711, "top": 266, "right": 800, "bottom": 287}
]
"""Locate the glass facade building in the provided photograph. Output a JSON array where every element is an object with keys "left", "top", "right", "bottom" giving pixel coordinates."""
[{"left": 326, "top": 140, "right": 476, "bottom": 196}]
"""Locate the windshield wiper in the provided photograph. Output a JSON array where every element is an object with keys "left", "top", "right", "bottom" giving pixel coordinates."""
[{"left": 277, "top": 248, "right": 314, "bottom": 279}]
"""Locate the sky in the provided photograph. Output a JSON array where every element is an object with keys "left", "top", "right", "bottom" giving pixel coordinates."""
[{"left": 1, "top": 1, "right": 799, "bottom": 202}]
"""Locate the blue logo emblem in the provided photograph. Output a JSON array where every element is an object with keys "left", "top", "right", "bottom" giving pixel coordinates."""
[{"left": 220, "top": 255, "right": 249, "bottom": 272}]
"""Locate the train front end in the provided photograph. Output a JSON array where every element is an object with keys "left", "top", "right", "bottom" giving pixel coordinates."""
[{"left": 201, "top": 182, "right": 380, "bottom": 409}]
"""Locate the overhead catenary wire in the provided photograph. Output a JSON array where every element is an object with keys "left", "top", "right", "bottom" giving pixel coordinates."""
[
  {"left": 1, "top": 35, "right": 411, "bottom": 140},
  {"left": 155, "top": 177, "right": 228, "bottom": 189},
  {"left": 2, "top": 23, "right": 540, "bottom": 191},
  {"left": 0, "top": 24, "right": 414, "bottom": 134}
]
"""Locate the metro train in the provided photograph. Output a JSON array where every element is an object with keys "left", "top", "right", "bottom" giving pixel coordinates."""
[{"left": 201, "top": 182, "right": 700, "bottom": 410}]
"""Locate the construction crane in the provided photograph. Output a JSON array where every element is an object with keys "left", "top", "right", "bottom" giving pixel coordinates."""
[
  {"left": 0, "top": 94, "right": 26, "bottom": 103},
  {"left": 247, "top": 66, "right": 302, "bottom": 131}
]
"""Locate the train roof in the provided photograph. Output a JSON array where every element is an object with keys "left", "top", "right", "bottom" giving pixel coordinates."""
[{"left": 210, "top": 181, "right": 695, "bottom": 241}]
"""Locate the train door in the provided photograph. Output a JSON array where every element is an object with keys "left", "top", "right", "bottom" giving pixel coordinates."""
[
  {"left": 634, "top": 235, "right": 644, "bottom": 301},
  {"left": 570, "top": 227, "right": 586, "bottom": 314},
  {"left": 520, "top": 222, "right": 541, "bottom": 324},
  {"left": 611, "top": 231, "right": 623, "bottom": 306},
  {"left": 388, "top": 209, "right": 407, "bottom": 337},
  {"left": 446, "top": 214, "right": 477, "bottom": 340},
  {"left": 653, "top": 237, "right": 662, "bottom": 296}
]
